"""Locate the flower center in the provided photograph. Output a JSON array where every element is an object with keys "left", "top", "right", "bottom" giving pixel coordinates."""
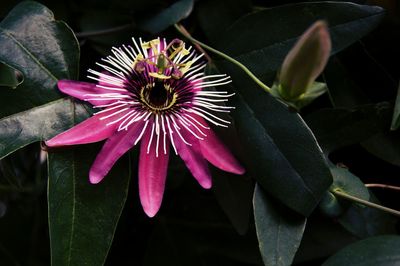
[{"left": 140, "top": 80, "right": 177, "bottom": 113}]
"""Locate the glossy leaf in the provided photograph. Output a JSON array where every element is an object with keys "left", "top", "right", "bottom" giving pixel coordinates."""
[
  {"left": 0, "top": 63, "right": 22, "bottom": 88},
  {"left": 0, "top": 1, "right": 82, "bottom": 159},
  {"left": 218, "top": 65, "right": 332, "bottom": 216},
  {"left": 0, "top": 99, "right": 89, "bottom": 160},
  {"left": 196, "top": 0, "right": 252, "bottom": 43},
  {"left": 330, "top": 166, "right": 370, "bottom": 201},
  {"left": 139, "top": 0, "right": 194, "bottom": 33},
  {"left": 253, "top": 184, "right": 307, "bottom": 266},
  {"left": 0, "top": 1, "right": 79, "bottom": 117},
  {"left": 323, "top": 235, "right": 400, "bottom": 266},
  {"left": 212, "top": 169, "right": 254, "bottom": 235},
  {"left": 305, "top": 103, "right": 392, "bottom": 154},
  {"left": 48, "top": 145, "right": 131, "bottom": 265},
  {"left": 338, "top": 193, "right": 397, "bottom": 238},
  {"left": 216, "top": 2, "right": 384, "bottom": 82},
  {"left": 390, "top": 83, "right": 400, "bottom": 130}
]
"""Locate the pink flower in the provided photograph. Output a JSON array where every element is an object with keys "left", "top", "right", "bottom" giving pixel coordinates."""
[{"left": 46, "top": 38, "right": 244, "bottom": 217}]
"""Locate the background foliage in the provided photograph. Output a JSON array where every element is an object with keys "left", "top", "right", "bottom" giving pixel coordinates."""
[{"left": 0, "top": 0, "right": 399, "bottom": 265}]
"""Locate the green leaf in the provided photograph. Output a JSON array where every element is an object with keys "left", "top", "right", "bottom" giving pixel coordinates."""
[
  {"left": 361, "top": 132, "right": 400, "bottom": 167},
  {"left": 0, "top": 1, "right": 81, "bottom": 157},
  {"left": 213, "top": 169, "right": 254, "bottom": 235},
  {"left": 271, "top": 82, "right": 327, "bottom": 110},
  {"left": 253, "top": 184, "right": 307, "bottom": 266},
  {"left": 322, "top": 235, "right": 400, "bottom": 266},
  {"left": 48, "top": 145, "right": 130, "bottom": 265},
  {"left": 330, "top": 166, "right": 370, "bottom": 201},
  {"left": 0, "top": 62, "right": 22, "bottom": 88},
  {"left": 139, "top": 0, "right": 194, "bottom": 33},
  {"left": 216, "top": 2, "right": 384, "bottom": 82},
  {"left": 319, "top": 164, "right": 369, "bottom": 218},
  {"left": 305, "top": 103, "right": 392, "bottom": 154},
  {"left": 218, "top": 64, "right": 332, "bottom": 216},
  {"left": 338, "top": 193, "right": 397, "bottom": 238},
  {"left": 0, "top": 99, "right": 89, "bottom": 160},
  {"left": 0, "top": 1, "right": 79, "bottom": 117},
  {"left": 196, "top": 0, "right": 252, "bottom": 43}
]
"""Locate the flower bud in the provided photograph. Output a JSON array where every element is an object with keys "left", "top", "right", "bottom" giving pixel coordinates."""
[{"left": 279, "top": 20, "right": 331, "bottom": 100}]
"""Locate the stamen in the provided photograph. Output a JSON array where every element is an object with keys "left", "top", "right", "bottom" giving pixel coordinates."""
[{"left": 179, "top": 48, "right": 194, "bottom": 64}]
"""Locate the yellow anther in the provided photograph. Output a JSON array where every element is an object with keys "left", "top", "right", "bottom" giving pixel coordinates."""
[
  {"left": 149, "top": 72, "right": 171, "bottom": 80},
  {"left": 142, "top": 39, "right": 160, "bottom": 55}
]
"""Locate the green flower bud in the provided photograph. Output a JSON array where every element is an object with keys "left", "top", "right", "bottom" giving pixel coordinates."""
[{"left": 279, "top": 20, "right": 331, "bottom": 100}]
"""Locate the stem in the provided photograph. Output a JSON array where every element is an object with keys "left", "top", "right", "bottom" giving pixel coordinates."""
[
  {"left": 75, "top": 23, "right": 134, "bottom": 38},
  {"left": 174, "top": 23, "right": 271, "bottom": 93},
  {"left": 176, "top": 25, "right": 212, "bottom": 63},
  {"left": 365, "top": 183, "right": 400, "bottom": 191},
  {"left": 331, "top": 189, "right": 400, "bottom": 217}
]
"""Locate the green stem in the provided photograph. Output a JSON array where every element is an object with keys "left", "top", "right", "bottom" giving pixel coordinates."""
[
  {"left": 331, "top": 189, "right": 400, "bottom": 217},
  {"left": 174, "top": 24, "right": 271, "bottom": 93}
]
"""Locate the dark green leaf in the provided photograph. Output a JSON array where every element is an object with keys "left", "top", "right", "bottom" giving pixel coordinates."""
[
  {"left": 324, "top": 58, "right": 400, "bottom": 165},
  {"left": 319, "top": 164, "right": 369, "bottom": 220},
  {"left": 216, "top": 2, "right": 384, "bottom": 82},
  {"left": 196, "top": 0, "right": 252, "bottom": 43},
  {"left": 0, "top": 1, "right": 79, "bottom": 117},
  {"left": 0, "top": 99, "right": 89, "bottom": 160},
  {"left": 0, "top": 62, "right": 22, "bottom": 88},
  {"left": 323, "top": 235, "right": 400, "bottom": 266},
  {"left": 219, "top": 64, "right": 332, "bottom": 216},
  {"left": 0, "top": 1, "right": 82, "bottom": 158},
  {"left": 139, "top": 0, "right": 194, "bottom": 33},
  {"left": 253, "top": 184, "right": 306, "bottom": 266},
  {"left": 48, "top": 145, "right": 130, "bottom": 265},
  {"left": 305, "top": 103, "right": 392, "bottom": 154},
  {"left": 213, "top": 169, "right": 254, "bottom": 235},
  {"left": 338, "top": 193, "right": 397, "bottom": 238},
  {"left": 325, "top": 57, "right": 370, "bottom": 108},
  {"left": 330, "top": 166, "right": 369, "bottom": 201},
  {"left": 361, "top": 131, "right": 400, "bottom": 167},
  {"left": 390, "top": 82, "right": 400, "bottom": 130}
]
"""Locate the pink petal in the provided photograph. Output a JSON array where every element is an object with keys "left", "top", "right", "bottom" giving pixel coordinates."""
[
  {"left": 89, "top": 121, "right": 144, "bottom": 184},
  {"left": 139, "top": 127, "right": 170, "bottom": 217},
  {"left": 175, "top": 129, "right": 212, "bottom": 189},
  {"left": 199, "top": 128, "right": 245, "bottom": 175},
  {"left": 58, "top": 80, "right": 114, "bottom": 105},
  {"left": 45, "top": 115, "right": 118, "bottom": 147}
]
